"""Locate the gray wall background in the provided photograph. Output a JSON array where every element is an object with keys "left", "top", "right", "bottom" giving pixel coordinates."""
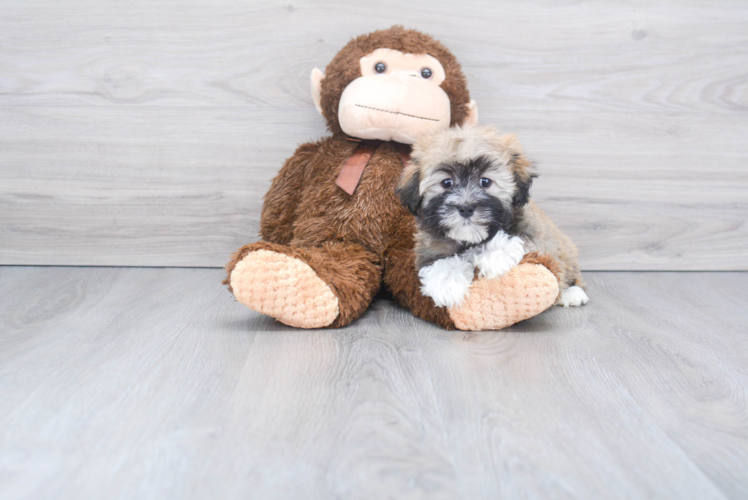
[{"left": 1, "top": 0, "right": 746, "bottom": 270}]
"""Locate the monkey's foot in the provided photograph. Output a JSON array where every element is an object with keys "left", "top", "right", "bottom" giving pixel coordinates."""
[
  {"left": 229, "top": 249, "right": 339, "bottom": 328},
  {"left": 448, "top": 263, "right": 558, "bottom": 331}
]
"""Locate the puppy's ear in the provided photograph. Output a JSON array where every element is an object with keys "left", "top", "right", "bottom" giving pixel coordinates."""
[
  {"left": 513, "top": 169, "right": 536, "bottom": 207},
  {"left": 494, "top": 133, "right": 533, "bottom": 206},
  {"left": 510, "top": 151, "right": 537, "bottom": 207},
  {"left": 396, "top": 168, "right": 422, "bottom": 215}
]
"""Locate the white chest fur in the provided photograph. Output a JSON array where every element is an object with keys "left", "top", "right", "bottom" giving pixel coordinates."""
[{"left": 418, "top": 231, "right": 526, "bottom": 308}]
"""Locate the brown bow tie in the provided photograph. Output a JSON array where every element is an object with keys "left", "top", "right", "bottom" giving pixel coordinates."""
[{"left": 335, "top": 140, "right": 412, "bottom": 196}]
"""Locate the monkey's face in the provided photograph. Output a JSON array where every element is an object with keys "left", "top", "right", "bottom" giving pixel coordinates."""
[
  {"left": 335, "top": 48, "right": 451, "bottom": 144},
  {"left": 312, "top": 44, "right": 476, "bottom": 145}
]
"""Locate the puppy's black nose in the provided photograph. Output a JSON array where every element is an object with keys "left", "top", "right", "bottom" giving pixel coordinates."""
[{"left": 458, "top": 204, "right": 475, "bottom": 218}]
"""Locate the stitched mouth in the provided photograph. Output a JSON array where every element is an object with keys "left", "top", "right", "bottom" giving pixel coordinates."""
[{"left": 354, "top": 104, "right": 440, "bottom": 122}]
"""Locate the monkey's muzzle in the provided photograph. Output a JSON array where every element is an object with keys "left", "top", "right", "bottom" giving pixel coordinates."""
[{"left": 338, "top": 75, "right": 451, "bottom": 144}]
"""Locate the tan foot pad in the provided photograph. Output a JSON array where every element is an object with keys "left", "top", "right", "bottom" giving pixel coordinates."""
[
  {"left": 230, "top": 249, "right": 339, "bottom": 328},
  {"left": 449, "top": 263, "right": 559, "bottom": 331}
]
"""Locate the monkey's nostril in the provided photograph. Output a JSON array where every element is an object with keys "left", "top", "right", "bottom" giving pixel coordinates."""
[{"left": 458, "top": 205, "right": 475, "bottom": 218}]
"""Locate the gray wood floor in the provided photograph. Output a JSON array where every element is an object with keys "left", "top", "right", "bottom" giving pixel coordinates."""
[{"left": 1, "top": 266, "right": 746, "bottom": 499}]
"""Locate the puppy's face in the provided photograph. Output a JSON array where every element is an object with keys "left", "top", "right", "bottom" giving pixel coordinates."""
[
  {"left": 398, "top": 125, "right": 534, "bottom": 245},
  {"left": 417, "top": 156, "right": 514, "bottom": 243}
]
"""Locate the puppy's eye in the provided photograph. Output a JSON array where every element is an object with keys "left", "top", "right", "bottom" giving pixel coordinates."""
[
  {"left": 441, "top": 179, "right": 453, "bottom": 189},
  {"left": 480, "top": 178, "right": 492, "bottom": 188},
  {"left": 374, "top": 62, "right": 387, "bottom": 73}
]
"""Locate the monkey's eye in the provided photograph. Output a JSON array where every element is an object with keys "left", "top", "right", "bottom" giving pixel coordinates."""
[
  {"left": 374, "top": 62, "right": 387, "bottom": 74},
  {"left": 480, "top": 178, "right": 492, "bottom": 188},
  {"left": 420, "top": 68, "right": 433, "bottom": 79},
  {"left": 441, "top": 178, "right": 454, "bottom": 189}
]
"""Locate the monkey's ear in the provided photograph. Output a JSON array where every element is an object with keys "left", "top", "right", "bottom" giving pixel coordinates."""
[
  {"left": 465, "top": 100, "right": 478, "bottom": 125},
  {"left": 396, "top": 169, "right": 422, "bottom": 215},
  {"left": 311, "top": 68, "right": 325, "bottom": 115}
]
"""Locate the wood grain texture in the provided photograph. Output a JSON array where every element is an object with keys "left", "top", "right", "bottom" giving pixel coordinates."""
[
  {"left": 0, "top": 267, "right": 747, "bottom": 499},
  {"left": 1, "top": 106, "right": 745, "bottom": 269},
  {"left": 1, "top": 0, "right": 746, "bottom": 113},
  {"left": 0, "top": 0, "right": 747, "bottom": 269}
]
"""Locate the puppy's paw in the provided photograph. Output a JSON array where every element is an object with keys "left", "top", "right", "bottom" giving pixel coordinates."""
[
  {"left": 419, "top": 255, "right": 475, "bottom": 308},
  {"left": 558, "top": 285, "right": 589, "bottom": 307},
  {"left": 474, "top": 234, "right": 526, "bottom": 279}
]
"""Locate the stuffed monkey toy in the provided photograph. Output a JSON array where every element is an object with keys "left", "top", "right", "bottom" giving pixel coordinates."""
[{"left": 224, "top": 26, "right": 560, "bottom": 330}]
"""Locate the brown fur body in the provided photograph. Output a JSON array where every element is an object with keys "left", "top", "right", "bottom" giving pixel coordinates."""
[{"left": 225, "top": 138, "right": 454, "bottom": 328}]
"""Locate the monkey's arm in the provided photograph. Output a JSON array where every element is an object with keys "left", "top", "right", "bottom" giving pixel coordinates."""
[{"left": 260, "top": 141, "right": 320, "bottom": 244}]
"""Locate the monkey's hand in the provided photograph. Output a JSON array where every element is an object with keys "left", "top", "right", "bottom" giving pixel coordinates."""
[
  {"left": 472, "top": 232, "right": 526, "bottom": 280},
  {"left": 418, "top": 255, "right": 475, "bottom": 308}
]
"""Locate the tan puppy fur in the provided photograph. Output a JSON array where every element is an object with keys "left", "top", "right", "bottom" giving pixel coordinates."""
[{"left": 399, "top": 125, "right": 588, "bottom": 307}]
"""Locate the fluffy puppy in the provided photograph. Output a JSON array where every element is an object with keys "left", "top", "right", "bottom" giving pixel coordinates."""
[{"left": 397, "top": 125, "right": 588, "bottom": 309}]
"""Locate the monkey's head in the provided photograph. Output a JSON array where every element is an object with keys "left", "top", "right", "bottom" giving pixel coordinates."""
[{"left": 311, "top": 26, "right": 478, "bottom": 145}]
